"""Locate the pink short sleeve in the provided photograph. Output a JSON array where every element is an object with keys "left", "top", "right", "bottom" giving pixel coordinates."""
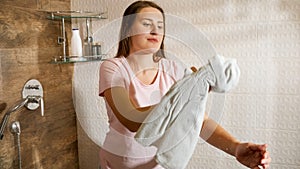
[{"left": 99, "top": 59, "right": 126, "bottom": 96}]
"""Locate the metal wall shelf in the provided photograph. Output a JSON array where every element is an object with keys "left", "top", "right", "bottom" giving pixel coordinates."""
[
  {"left": 46, "top": 11, "right": 107, "bottom": 20},
  {"left": 46, "top": 11, "right": 107, "bottom": 64},
  {"left": 50, "top": 55, "right": 106, "bottom": 64}
]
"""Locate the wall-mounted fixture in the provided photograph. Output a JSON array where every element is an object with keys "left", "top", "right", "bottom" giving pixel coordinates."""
[
  {"left": 0, "top": 79, "right": 44, "bottom": 140},
  {"left": 10, "top": 121, "right": 22, "bottom": 169},
  {"left": 22, "top": 79, "right": 44, "bottom": 116}
]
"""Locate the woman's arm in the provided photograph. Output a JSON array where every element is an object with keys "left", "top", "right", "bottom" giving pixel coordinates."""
[
  {"left": 200, "top": 114, "right": 271, "bottom": 168},
  {"left": 200, "top": 114, "right": 239, "bottom": 156},
  {"left": 103, "top": 87, "right": 154, "bottom": 132}
]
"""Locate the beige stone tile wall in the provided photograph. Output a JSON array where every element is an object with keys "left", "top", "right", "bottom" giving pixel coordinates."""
[{"left": 0, "top": 0, "right": 78, "bottom": 169}]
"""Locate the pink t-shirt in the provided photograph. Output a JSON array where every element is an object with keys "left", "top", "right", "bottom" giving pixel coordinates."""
[{"left": 99, "top": 56, "right": 187, "bottom": 160}]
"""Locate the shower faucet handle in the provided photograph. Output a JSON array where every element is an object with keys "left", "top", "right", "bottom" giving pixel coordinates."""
[
  {"left": 27, "top": 96, "right": 44, "bottom": 117},
  {"left": 40, "top": 97, "right": 44, "bottom": 117},
  {"left": 22, "top": 79, "right": 44, "bottom": 117}
]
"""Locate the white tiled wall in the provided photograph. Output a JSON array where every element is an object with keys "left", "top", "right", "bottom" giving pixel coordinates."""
[{"left": 72, "top": 0, "right": 300, "bottom": 168}]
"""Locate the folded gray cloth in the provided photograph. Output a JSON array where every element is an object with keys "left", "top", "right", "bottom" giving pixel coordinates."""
[{"left": 135, "top": 55, "right": 240, "bottom": 169}]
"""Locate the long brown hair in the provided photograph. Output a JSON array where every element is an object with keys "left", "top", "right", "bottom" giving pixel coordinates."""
[{"left": 116, "top": 1, "right": 166, "bottom": 60}]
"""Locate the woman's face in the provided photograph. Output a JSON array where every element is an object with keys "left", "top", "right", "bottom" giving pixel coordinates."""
[{"left": 129, "top": 7, "right": 164, "bottom": 55}]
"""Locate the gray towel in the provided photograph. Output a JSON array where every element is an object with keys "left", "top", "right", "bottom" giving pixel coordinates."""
[{"left": 135, "top": 55, "right": 240, "bottom": 169}]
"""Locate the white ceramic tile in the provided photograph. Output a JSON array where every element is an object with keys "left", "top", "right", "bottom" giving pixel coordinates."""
[
  {"left": 234, "top": 59, "right": 300, "bottom": 95},
  {"left": 199, "top": 23, "right": 258, "bottom": 59},
  {"left": 257, "top": 22, "right": 300, "bottom": 59},
  {"left": 255, "top": 95, "right": 300, "bottom": 130},
  {"left": 221, "top": 94, "right": 257, "bottom": 128}
]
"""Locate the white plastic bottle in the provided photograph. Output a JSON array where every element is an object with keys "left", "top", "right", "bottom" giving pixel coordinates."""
[{"left": 70, "top": 28, "right": 83, "bottom": 57}]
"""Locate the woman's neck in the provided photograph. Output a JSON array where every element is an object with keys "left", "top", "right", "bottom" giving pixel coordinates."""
[
  {"left": 126, "top": 53, "right": 158, "bottom": 72},
  {"left": 126, "top": 53, "right": 159, "bottom": 85}
]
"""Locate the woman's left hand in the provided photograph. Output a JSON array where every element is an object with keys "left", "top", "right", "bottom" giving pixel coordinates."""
[{"left": 235, "top": 143, "right": 271, "bottom": 169}]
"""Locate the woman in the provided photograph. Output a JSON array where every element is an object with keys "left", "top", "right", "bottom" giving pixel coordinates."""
[{"left": 99, "top": 1, "right": 271, "bottom": 169}]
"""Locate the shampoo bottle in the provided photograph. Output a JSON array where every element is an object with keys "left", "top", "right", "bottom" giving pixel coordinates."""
[{"left": 70, "top": 28, "right": 83, "bottom": 57}]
